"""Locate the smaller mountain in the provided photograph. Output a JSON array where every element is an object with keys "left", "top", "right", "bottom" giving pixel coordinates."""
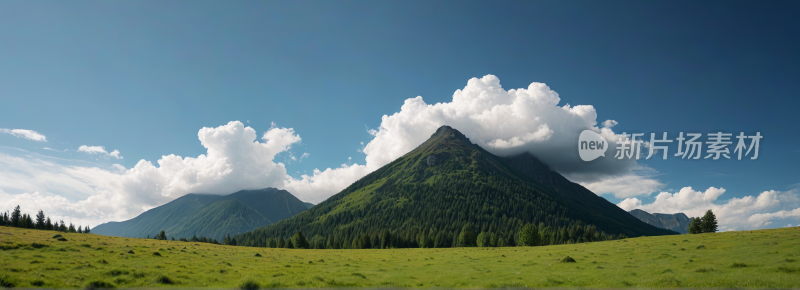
[
  {"left": 629, "top": 209, "right": 692, "bottom": 234},
  {"left": 303, "top": 202, "right": 315, "bottom": 209},
  {"left": 93, "top": 188, "right": 308, "bottom": 241}
]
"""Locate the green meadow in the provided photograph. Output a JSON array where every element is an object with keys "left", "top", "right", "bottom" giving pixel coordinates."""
[{"left": 1, "top": 226, "right": 799, "bottom": 288}]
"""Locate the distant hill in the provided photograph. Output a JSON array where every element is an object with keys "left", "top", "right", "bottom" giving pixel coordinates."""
[
  {"left": 93, "top": 188, "right": 308, "bottom": 241},
  {"left": 234, "top": 126, "right": 675, "bottom": 248},
  {"left": 303, "top": 202, "right": 315, "bottom": 209},
  {"left": 629, "top": 209, "right": 692, "bottom": 234}
]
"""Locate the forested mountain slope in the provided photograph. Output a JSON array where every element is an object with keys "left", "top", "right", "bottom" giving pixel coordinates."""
[
  {"left": 93, "top": 188, "right": 308, "bottom": 241},
  {"left": 234, "top": 126, "right": 675, "bottom": 248}
]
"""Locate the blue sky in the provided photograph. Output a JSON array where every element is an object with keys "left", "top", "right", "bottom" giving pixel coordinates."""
[{"left": 1, "top": 0, "right": 798, "bottom": 229}]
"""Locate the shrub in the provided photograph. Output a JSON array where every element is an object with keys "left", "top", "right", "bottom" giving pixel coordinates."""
[
  {"left": 31, "top": 243, "right": 48, "bottom": 248},
  {"left": 351, "top": 273, "right": 367, "bottom": 279},
  {"left": 0, "top": 275, "right": 17, "bottom": 288},
  {"left": 127, "top": 250, "right": 134, "bottom": 254},
  {"left": 731, "top": 262, "right": 747, "bottom": 268},
  {"left": 80, "top": 244, "right": 92, "bottom": 248},
  {"left": 85, "top": 280, "right": 115, "bottom": 289},
  {"left": 695, "top": 267, "right": 716, "bottom": 273},
  {"left": 52, "top": 234, "right": 63, "bottom": 239},
  {"left": 106, "top": 270, "right": 128, "bottom": 276},
  {"left": 239, "top": 279, "right": 260, "bottom": 290},
  {"left": 777, "top": 266, "right": 798, "bottom": 273},
  {"left": 57, "top": 238, "right": 68, "bottom": 242},
  {"left": 152, "top": 252, "right": 161, "bottom": 256},
  {"left": 254, "top": 253, "right": 262, "bottom": 257},
  {"left": 696, "top": 245, "right": 706, "bottom": 249},
  {"left": 154, "top": 275, "right": 174, "bottom": 285},
  {"left": 30, "top": 279, "right": 45, "bottom": 286},
  {"left": 558, "top": 256, "right": 577, "bottom": 263}
]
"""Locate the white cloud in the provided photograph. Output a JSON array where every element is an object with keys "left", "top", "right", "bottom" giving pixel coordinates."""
[
  {"left": 42, "top": 147, "right": 67, "bottom": 152},
  {"left": 0, "top": 121, "right": 301, "bottom": 226},
  {"left": 0, "top": 128, "right": 47, "bottom": 142},
  {"left": 78, "top": 145, "right": 123, "bottom": 160},
  {"left": 581, "top": 169, "right": 664, "bottom": 198},
  {"left": 284, "top": 74, "right": 657, "bottom": 200},
  {"left": 617, "top": 187, "right": 800, "bottom": 231},
  {"left": 602, "top": 120, "right": 618, "bottom": 128}
]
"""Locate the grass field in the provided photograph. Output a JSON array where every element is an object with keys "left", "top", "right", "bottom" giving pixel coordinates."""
[{"left": 1, "top": 226, "right": 799, "bottom": 288}]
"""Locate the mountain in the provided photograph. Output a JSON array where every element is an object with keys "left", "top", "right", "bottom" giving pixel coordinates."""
[
  {"left": 629, "top": 209, "right": 692, "bottom": 234},
  {"left": 92, "top": 188, "right": 308, "bottom": 241},
  {"left": 234, "top": 126, "right": 675, "bottom": 248},
  {"left": 501, "top": 153, "right": 675, "bottom": 236},
  {"left": 303, "top": 202, "right": 315, "bottom": 209}
]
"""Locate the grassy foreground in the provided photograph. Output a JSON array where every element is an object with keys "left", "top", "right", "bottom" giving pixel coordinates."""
[{"left": 1, "top": 226, "right": 799, "bottom": 288}]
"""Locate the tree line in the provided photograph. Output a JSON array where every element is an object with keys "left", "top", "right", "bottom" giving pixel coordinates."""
[
  {"left": 251, "top": 221, "right": 626, "bottom": 249},
  {"left": 0, "top": 205, "right": 91, "bottom": 233}
]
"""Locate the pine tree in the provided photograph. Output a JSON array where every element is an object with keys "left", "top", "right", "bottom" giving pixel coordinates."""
[
  {"left": 84, "top": 225, "right": 91, "bottom": 233},
  {"left": 157, "top": 230, "right": 167, "bottom": 240},
  {"left": 285, "top": 239, "right": 294, "bottom": 249},
  {"left": 458, "top": 224, "right": 476, "bottom": 247},
  {"left": 519, "top": 223, "right": 540, "bottom": 246},
  {"left": 45, "top": 217, "right": 53, "bottom": 231},
  {"left": 35, "top": 210, "right": 45, "bottom": 229},
  {"left": 68, "top": 223, "right": 76, "bottom": 233},
  {"left": 24, "top": 214, "right": 34, "bottom": 228},
  {"left": 224, "top": 234, "right": 231, "bottom": 245},
  {"left": 688, "top": 217, "right": 702, "bottom": 234},
  {"left": 476, "top": 232, "right": 490, "bottom": 247},
  {"left": 59, "top": 220, "right": 66, "bottom": 232},
  {"left": 277, "top": 237, "right": 285, "bottom": 248},
  {"left": 10, "top": 205, "right": 21, "bottom": 227},
  {"left": 292, "top": 232, "right": 310, "bottom": 249},
  {"left": 701, "top": 210, "right": 718, "bottom": 233}
]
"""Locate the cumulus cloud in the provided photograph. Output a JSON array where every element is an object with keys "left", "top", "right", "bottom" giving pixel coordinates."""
[
  {"left": 0, "top": 121, "right": 302, "bottom": 225},
  {"left": 581, "top": 169, "right": 664, "bottom": 198},
  {"left": 284, "top": 74, "right": 658, "bottom": 200},
  {"left": 618, "top": 187, "right": 800, "bottom": 231},
  {"left": 78, "top": 145, "right": 123, "bottom": 159},
  {"left": 0, "top": 128, "right": 47, "bottom": 142}
]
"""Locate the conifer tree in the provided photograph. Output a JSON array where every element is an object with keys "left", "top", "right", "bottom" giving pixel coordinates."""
[
  {"left": 458, "top": 224, "right": 476, "bottom": 247},
  {"left": 688, "top": 217, "right": 702, "bottom": 234},
  {"left": 292, "top": 232, "right": 310, "bottom": 249},
  {"left": 519, "top": 223, "right": 540, "bottom": 246},
  {"left": 24, "top": 214, "right": 35, "bottom": 228},
  {"left": 11, "top": 205, "right": 21, "bottom": 227},
  {"left": 701, "top": 210, "right": 718, "bottom": 233},
  {"left": 84, "top": 225, "right": 91, "bottom": 233},
  {"left": 476, "top": 232, "right": 490, "bottom": 247},
  {"left": 35, "top": 210, "right": 45, "bottom": 229},
  {"left": 78, "top": 226, "right": 82, "bottom": 233},
  {"left": 45, "top": 217, "right": 53, "bottom": 231}
]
